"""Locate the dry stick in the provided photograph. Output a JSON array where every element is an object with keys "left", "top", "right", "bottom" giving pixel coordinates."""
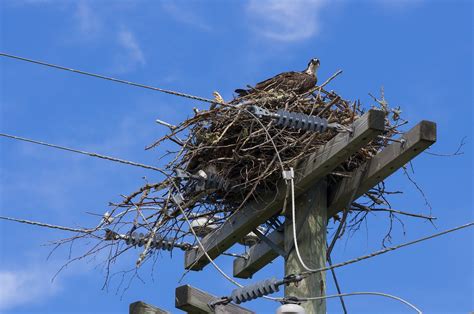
[
  {"left": 351, "top": 203, "right": 436, "bottom": 220},
  {"left": 320, "top": 70, "right": 344, "bottom": 89},
  {"left": 136, "top": 195, "right": 170, "bottom": 267},
  {"left": 300, "top": 69, "right": 344, "bottom": 98},
  {"left": 327, "top": 163, "right": 366, "bottom": 258},
  {"left": 317, "top": 96, "right": 341, "bottom": 117}
]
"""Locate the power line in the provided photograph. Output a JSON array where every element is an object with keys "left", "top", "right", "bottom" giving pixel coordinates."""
[
  {"left": 0, "top": 53, "right": 287, "bottom": 172},
  {"left": 327, "top": 253, "right": 348, "bottom": 314},
  {"left": 300, "top": 221, "right": 474, "bottom": 277},
  {"left": 0, "top": 52, "right": 219, "bottom": 105},
  {"left": 0, "top": 215, "right": 94, "bottom": 233},
  {"left": 0, "top": 133, "right": 166, "bottom": 173}
]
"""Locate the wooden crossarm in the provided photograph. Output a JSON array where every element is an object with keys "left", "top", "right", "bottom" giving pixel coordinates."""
[
  {"left": 175, "top": 285, "right": 254, "bottom": 314},
  {"left": 327, "top": 120, "right": 436, "bottom": 217},
  {"left": 231, "top": 120, "right": 437, "bottom": 279},
  {"left": 129, "top": 301, "right": 170, "bottom": 314},
  {"left": 184, "top": 109, "right": 385, "bottom": 270}
]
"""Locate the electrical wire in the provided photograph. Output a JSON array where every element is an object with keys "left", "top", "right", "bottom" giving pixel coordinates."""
[
  {"left": 287, "top": 162, "right": 473, "bottom": 277},
  {"left": 0, "top": 215, "right": 94, "bottom": 233},
  {"left": 0, "top": 52, "right": 220, "bottom": 105},
  {"left": 327, "top": 252, "right": 348, "bottom": 314},
  {"left": 0, "top": 53, "right": 286, "bottom": 171},
  {"left": 287, "top": 174, "right": 471, "bottom": 311},
  {"left": 298, "top": 291, "right": 422, "bottom": 313},
  {"left": 1, "top": 52, "right": 290, "bottom": 277},
  {"left": 299, "top": 221, "right": 474, "bottom": 277},
  {"left": 0, "top": 133, "right": 166, "bottom": 174},
  {"left": 4, "top": 51, "right": 459, "bottom": 312}
]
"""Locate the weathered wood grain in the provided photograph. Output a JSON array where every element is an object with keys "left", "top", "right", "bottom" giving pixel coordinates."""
[
  {"left": 284, "top": 182, "right": 327, "bottom": 314},
  {"left": 129, "top": 301, "right": 170, "bottom": 314}
]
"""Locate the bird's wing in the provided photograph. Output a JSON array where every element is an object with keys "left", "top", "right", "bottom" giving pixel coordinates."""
[{"left": 254, "top": 71, "right": 300, "bottom": 91}]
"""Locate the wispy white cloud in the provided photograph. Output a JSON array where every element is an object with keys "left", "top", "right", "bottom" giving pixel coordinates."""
[
  {"left": 161, "top": 2, "right": 211, "bottom": 31},
  {"left": 246, "top": 0, "right": 328, "bottom": 42},
  {"left": 245, "top": 0, "right": 424, "bottom": 42},
  {"left": 114, "top": 28, "right": 146, "bottom": 73},
  {"left": 0, "top": 267, "right": 61, "bottom": 311},
  {"left": 74, "top": 1, "right": 102, "bottom": 35}
]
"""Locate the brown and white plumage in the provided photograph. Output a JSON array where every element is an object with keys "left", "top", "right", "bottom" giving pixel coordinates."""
[{"left": 235, "top": 58, "right": 320, "bottom": 97}]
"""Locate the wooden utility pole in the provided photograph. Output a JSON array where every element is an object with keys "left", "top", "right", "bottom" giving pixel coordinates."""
[
  {"left": 182, "top": 111, "right": 436, "bottom": 314},
  {"left": 284, "top": 181, "right": 327, "bottom": 314}
]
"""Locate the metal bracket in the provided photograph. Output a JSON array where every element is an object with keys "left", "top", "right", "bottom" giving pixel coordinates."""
[
  {"left": 253, "top": 228, "right": 286, "bottom": 257},
  {"left": 249, "top": 105, "right": 273, "bottom": 118}
]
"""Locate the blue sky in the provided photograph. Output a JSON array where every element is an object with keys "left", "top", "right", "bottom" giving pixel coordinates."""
[{"left": 0, "top": 0, "right": 472, "bottom": 313}]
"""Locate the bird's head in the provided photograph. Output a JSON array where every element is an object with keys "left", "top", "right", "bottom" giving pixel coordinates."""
[{"left": 305, "top": 58, "right": 320, "bottom": 75}]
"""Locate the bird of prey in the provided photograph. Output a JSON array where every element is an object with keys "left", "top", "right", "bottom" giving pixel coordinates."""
[{"left": 235, "top": 58, "right": 320, "bottom": 97}]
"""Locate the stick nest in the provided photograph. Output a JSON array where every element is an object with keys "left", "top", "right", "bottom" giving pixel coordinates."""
[
  {"left": 148, "top": 88, "right": 403, "bottom": 208},
  {"left": 93, "top": 85, "right": 407, "bottom": 270}
]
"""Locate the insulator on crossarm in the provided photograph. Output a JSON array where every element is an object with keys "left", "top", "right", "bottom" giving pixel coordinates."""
[
  {"left": 230, "top": 278, "right": 280, "bottom": 304},
  {"left": 275, "top": 109, "right": 328, "bottom": 133}
]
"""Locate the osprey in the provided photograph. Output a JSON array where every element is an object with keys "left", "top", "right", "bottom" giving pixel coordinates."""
[{"left": 235, "top": 58, "right": 320, "bottom": 97}]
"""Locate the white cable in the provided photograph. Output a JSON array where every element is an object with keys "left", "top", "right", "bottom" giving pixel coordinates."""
[
  {"left": 299, "top": 291, "right": 422, "bottom": 314},
  {"left": 173, "top": 189, "right": 243, "bottom": 288},
  {"left": 300, "top": 221, "right": 474, "bottom": 277},
  {"left": 172, "top": 184, "right": 280, "bottom": 302},
  {"left": 289, "top": 175, "right": 319, "bottom": 272}
]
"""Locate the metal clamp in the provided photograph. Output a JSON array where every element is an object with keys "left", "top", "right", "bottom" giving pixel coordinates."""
[{"left": 282, "top": 168, "right": 295, "bottom": 180}]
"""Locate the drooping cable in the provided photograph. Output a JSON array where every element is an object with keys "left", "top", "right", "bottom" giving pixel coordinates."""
[
  {"left": 0, "top": 133, "right": 166, "bottom": 174},
  {"left": 172, "top": 188, "right": 243, "bottom": 288},
  {"left": 0, "top": 52, "right": 220, "bottom": 105},
  {"left": 297, "top": 291, "right": 422, "bottom": 314},
  {"left": 0, "top": 215, "right": 94, "bottom": 233},
  {"left": 299, "top": 221, "right": 474, "bottom": 277},
  {"left": 284, "top": 166, "right": 474, "bottom": 278},
  {"left": 171, "top": 182, "right": 281, "bottom": 303},
  {"left": 0, "top": 53, "right": 288, "bottom": 172}
]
